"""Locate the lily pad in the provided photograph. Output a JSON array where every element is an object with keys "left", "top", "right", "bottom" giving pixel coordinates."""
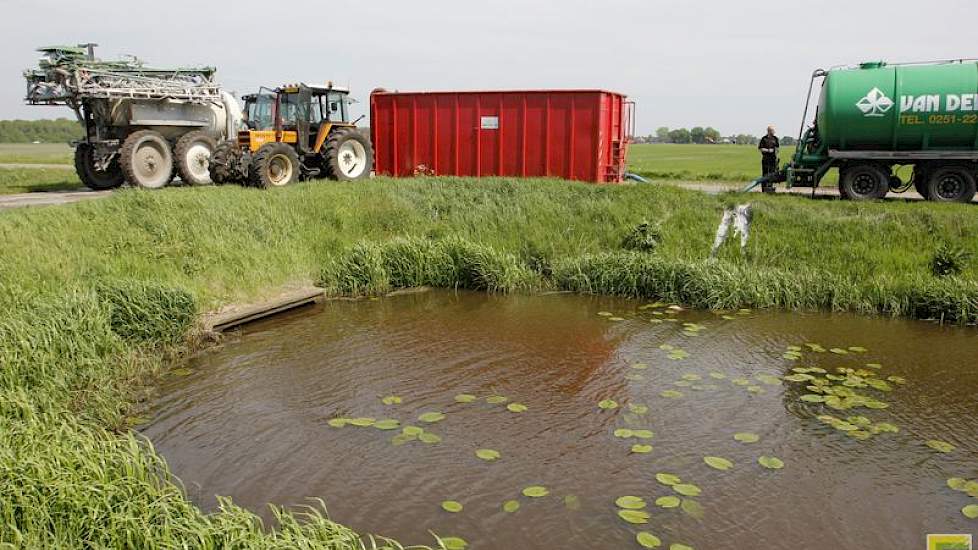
[
  {"left": 632, "top": 429, "right": 654, "bottom": 439},
  {"left": 829, "top": 348, "right": 849, "bottom": 355},
  {"left": 628, "top": 403, "right": 649, "bottom": 415},
  {"left": 655, "top": 495, "right": 680, "bottom": 508},
  {"left": 475, "top": 448, "right": 501, "bottom": 461},
  {"left": 441, "top": 500, "right": 463, "bottom": 513},
  {"left": 374, "top": 419, "right": 400, "bottom": 430},
  {"left": 349, "top": 417, "right": 376, "bottom": 427},
  {"left": 660, "top": 390, "right": 683, "bottom": 399},
  {"left": 418, "top": 432, "right": 442, "bottom": 444},
  {"left": 734, "top": 432, "right": 760, "bottom": 443},
  {"left": 656, "top": 473, "right": 681, "bottom": 486},
  {"left": 673, "top": 483, "right": 701, "bottom": 497},
  {"left": 454, "top": 394, "right": 477, "bottom": 403},
  {"left": 704, "top": 456, "right": 733, "bottom": 471},
  {"left": 758, "top": 456, "right": 785, "bottom": 469},
  {"left": 680, "top": 498, "right": 705, "bottom": 519},
  {"left": 327, "top": 418, "right": 349, "bottom": 428},
  {"left": 486, "top": 395, "right": 508, "bottom": 404},
  {"left": 614, "top": 428, "right": 635, "bottom": 438},
  {"left": 522, "top": 485, "right": 549, "bottom": 498},
  {"left": 631, "top": 444, "right": 653, "bottom": 454},
  {"left": 709, "top": 372, "right": 727, "bottom": 379},
  {"left": 681, "top": 373, "right": 702, "bottom": 381},
  {"left": 598, "top": 399, "right": 619, "bottom": 410},
  {"left": 402, "top": 425, "right": 424, "bottom": 436},
  {"left": 381, "top": 395, "right": 402, "bottom": 405},
  {"left": 609, "top": 317, "right": 626, "bottom": 322},
  {"left": 632, "top": 363, "right": 649, "bottom": 370},
  {"left": 670, "top": 544, "right": 694, "bottom": 550},
  {"left": 598, "top": 311, "right": 614, "bottom": 317},
  {"left": 848, "top": 346, "right": 868, "bottom": 353},
  {"left": 636, "top": 532, "right": 663, "bottom": 548},
  {"left": 800, "top": 394, "right": 827, "bottom": 403},
  {"left": 503, "top": 500, "right": 520, "bottom": 513},
  {"left": 440, "top": 536, "right": 468, "bottom": 550},
  {"left": 731, "top": 378, "right": 750, "bottom": 386},
  {"left": 391, "top": 433, "right": 416, "bottom": 446},
  {"left": 964, "top": 504, "right": 978, "bottom": 519},
  {"left": 564, "top": 494, "right": 581, "bottom": 510},
  {"left": 615, "top": 495, "right": 647, "bottom": 509},
  {"left": 925, "top": 439, "right": 955, "bottom": 453},
  {"left": 507, "top": 403, "right": 528, "bottom": 413},
  {"left": 948, "top": 477, "right": 968, "bottom": 491},
  {"left": 617, "top": 509, "right": 650, "bottom": 524},
  {"left": 418, "top": 411, "right": 446, "bottom": 423}
]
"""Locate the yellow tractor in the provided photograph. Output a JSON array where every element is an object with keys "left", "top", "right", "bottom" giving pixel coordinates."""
[{"left": 210, "top": 83, "right": 373, "bottom": 187}]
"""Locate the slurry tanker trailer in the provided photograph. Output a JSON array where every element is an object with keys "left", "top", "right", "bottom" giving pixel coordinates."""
[
  {"left": 24, "top": 44, "right": 242, "bottom": 189},
  {"left": 777, "top": 59, "right": 978, "bottom": 202}
]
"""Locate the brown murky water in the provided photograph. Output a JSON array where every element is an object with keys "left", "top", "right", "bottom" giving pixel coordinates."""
[{"left": 145, "top": 290, "right": 978, "bottom": 550}]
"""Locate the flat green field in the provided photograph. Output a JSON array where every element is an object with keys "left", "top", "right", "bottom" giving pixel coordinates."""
[
  {"left": 0, "top": 167, "right": 82, "bottom": 194},
  {"left": 0, "top": 143, "right": 73, "bottom": 165},
  {"left": 627, "top": 143, "right": 839, "bottom": 185}
]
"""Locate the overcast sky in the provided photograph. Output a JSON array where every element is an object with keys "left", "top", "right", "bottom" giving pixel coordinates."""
[{"left": 3, "top": 0, "right": 976, "bottom": 136}]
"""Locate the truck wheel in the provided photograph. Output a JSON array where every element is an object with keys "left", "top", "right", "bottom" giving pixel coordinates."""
[
  {"left": 839, "top": 164, "right": 888, "bottom": 200},
  {"left": 912, "top": 168, "right": 931, "bottom": 200},
  {"left": 73, "top": 143, "right": 124, "bottom": 190},
  {"left": 209, "top": 140, "right": 247, "bottom": 185},
  {"left": 120, "top": 130, "right": 174, "bottom": 189},
  {"left": 927, "top": 166, "right": 976, "bottom": 203},
  {"left": 324, "top": 129, "right": 373, "bottom": 181},
  {"left": 174, "top": 131, "right": 216, "bottom": 185},
  {"left": 249, "top": 143, "right": 300, "bottom": 188}
]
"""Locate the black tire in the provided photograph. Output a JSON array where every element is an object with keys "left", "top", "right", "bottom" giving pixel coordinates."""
[
  {"left": 119, "top": 130, "right": 174, "bottom": 189},
  {"left": 913, "top": 167, "right": 931, "bottom": 200},
  {"left": 174, "top": 131, "right": 217, "bottom": 185},
  {"left": 323, "top": 129, "right": 373, "bottom": 181},
  {"left": 210, "top": 140, "right": 247, "bottom": 185},
  {"left": 73, "top": 143, "right": 124, "bottom": 190},
  {"left": 926, "top": 165, "right": 977, "bottom": 203},
  {"left": 839, "top": 163, "right": 889, "bottom": 201},
  {"left": 249, "top": 143, "right": 300, "bottom": 188}
]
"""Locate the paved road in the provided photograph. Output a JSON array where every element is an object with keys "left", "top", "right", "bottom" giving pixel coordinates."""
[
  {"left": 0, "top": 189, "right": 112, "bottom": 209},
  {"left": 0, "top": 163, "right": 74, "bottom": 170}
]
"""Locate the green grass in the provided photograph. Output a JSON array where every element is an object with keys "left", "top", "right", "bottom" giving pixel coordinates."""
[
  {"left": 0, "top": 143, "right": 73, "bottom": 165},
  {"left": 627, "top": 143, "right": 840, "bottom": 186},
  {"left": 2, "top": 177, "right": 977, "bottom": 548},
  {"left": 0, "top": 167, "right": 83, "bottom": 194}
]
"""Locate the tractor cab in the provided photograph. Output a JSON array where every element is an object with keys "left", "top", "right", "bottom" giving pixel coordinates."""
[{"left": 236, "top": 83, "right": 356, "bottom": 155}]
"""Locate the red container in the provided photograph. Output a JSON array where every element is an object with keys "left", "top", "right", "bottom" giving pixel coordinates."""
[{"left": 370, "top": 89, "right": 634, "bottom": 183}]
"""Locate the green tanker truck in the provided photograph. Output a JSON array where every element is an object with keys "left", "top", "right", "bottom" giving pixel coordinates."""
[{"left": 779, "top": 59, "right": 978, "bottom": 202}]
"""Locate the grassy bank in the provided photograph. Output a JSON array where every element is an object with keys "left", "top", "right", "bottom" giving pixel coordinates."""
[{"left": 2, "top": 178, "right": 976, "bottom": 548}]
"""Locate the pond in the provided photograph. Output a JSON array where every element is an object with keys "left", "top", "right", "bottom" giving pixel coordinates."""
[{"left": 144, "top": 290, "right": 978, "bottom": 549}]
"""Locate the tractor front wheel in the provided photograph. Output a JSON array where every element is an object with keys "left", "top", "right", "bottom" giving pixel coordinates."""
[
  {"left": 210, "top": 140, "right": 248, "bottom": 185},
  {"left": 324, "top": 129, "right": 373, "bottom": 181},
  {"left": 249, "top": 143, "right": 300, "bottom": 188}
]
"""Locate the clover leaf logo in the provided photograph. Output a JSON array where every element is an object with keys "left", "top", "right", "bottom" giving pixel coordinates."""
[{"left": 856, "top": 88, "right": 894, "bottom": 117}]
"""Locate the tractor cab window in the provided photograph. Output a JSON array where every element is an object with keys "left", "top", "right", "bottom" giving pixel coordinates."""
[
  {"left": 278, "top": 93, "right": 301, "bottom": 126},
  {"left": 247, "top": 94, "right": 274, "bottom": 130},
  {"left": 326, "top": 92, "right": 349, "bottom": 122},
  {"left": 309, "top": 97, "right": 323, "bottom": 122}
]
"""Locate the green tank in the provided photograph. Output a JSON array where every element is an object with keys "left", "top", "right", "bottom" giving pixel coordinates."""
[{"left": 788, "top": 60, "right": 978, "bottom": 202}]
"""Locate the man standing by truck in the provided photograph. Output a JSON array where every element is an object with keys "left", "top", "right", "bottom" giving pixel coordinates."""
[{"left": 758, "top": 126, "right": 780, "bottom": 193}]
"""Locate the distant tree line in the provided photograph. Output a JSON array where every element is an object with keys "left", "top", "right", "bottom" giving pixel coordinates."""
[
  {"left": 632, "top": 127, "right": 795, "bottom": 146},
  {"left": 0, "top": 119, "right": 82, "bottom": 143}
]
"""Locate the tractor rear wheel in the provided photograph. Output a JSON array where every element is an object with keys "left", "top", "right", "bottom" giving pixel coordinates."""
[
  {"left": 73, "top": 143, "right": 124, "bottom": 190},
  {"left": 120, "top": 130, "right": 174, "bottom": 189},
  {"left": 210, "top": 140, "right": 248, "bottom": 185},
  {"left": 249, "top": 143, "right": 300, "bottom": 188},
  {"left": 927, "top": 166, "right": 977, "bottom": 203},
  {"left": 839, "top": 163, "right": 888, "bottom": 201},
  {"left": 174, "top": 131, "right": 216, "bottom": 185},
  {"left": 323, "top": 129, "right": 373, "bottom": 181}
]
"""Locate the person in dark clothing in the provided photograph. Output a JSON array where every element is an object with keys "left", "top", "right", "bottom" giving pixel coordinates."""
[{"left": 758, "top": 126, "right": 780, "bottom": 193}]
